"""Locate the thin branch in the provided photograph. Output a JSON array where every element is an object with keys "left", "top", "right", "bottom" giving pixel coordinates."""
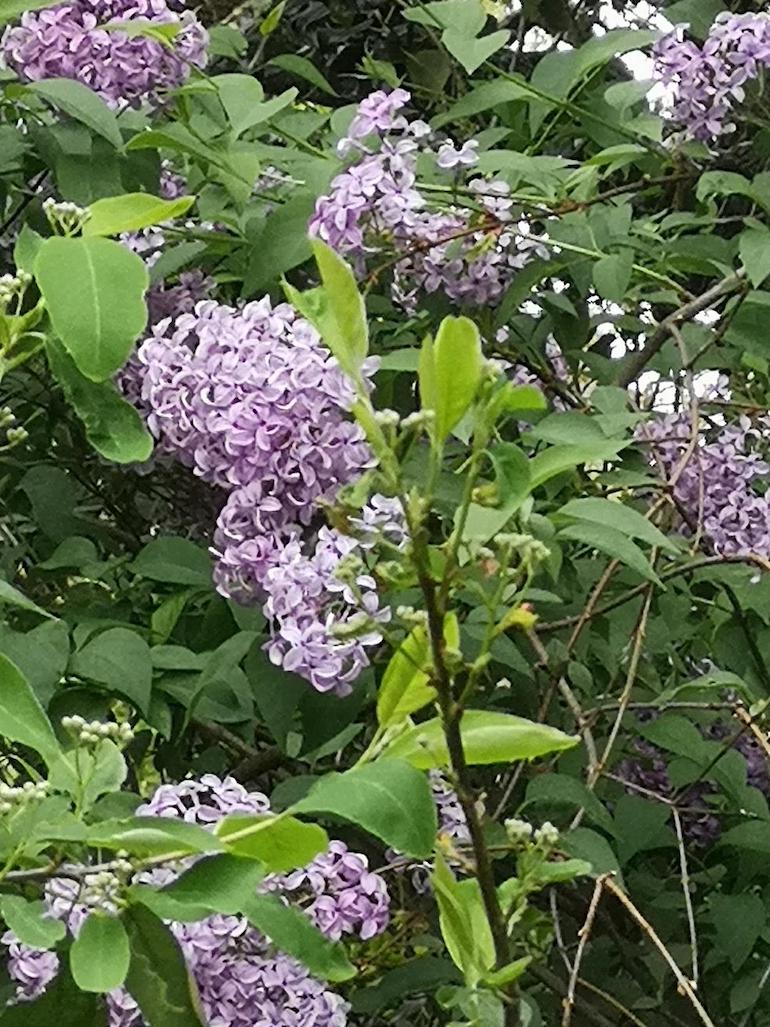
[
  {"left": 671, "top": 807, "right": 699, "bottom": 990},
  {"left": 562, "top": 875, "right": 606, "bottom": 1027},
  {"left": 618, "top": 270, "right": 747, "bottom": 388},
  {"left": 604, "top": 876, "right": 716, "bottom": 1027}
]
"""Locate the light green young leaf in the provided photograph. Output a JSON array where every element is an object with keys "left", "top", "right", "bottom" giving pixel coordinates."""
[
  {"left": 739, "top": 226, "right": 770, "bottom": 288},
  {"left": 558, "top": 521, "right": 662, "bottom": 584},
  {"left": 83, "top": 193, "right": 195, "bottom": 237},
  {"left": 432, "top": 852, "right": 495, "bottom": 987},
  {"left": 377, "top": 614, "right": 458, "bottom": 727},
  {"left": 306, "top": 239, "right": 369, "bottom": 378},
  {"left": 28, "top": 78, "right": 122, "bottom": 147},
  {"left": 419, "top": 315, "right": 483, "bottom": 444},
  {"left": 243, "top": 894, "right": 355, "bottom": 982},
  {"left": 46, "top": 339, "right": 153, "bottom": 463},
  {"left": 70, "top": 914, "right": 130, "bottom": 993},
  {"left": 123, "top": 904, "right": 205, "bottom": 1027},
  {"left": 556, "top": 497, "right": 676, "bottom": 553},
  {"left": 292, "top": 759, "right": 437, "bottom": 858},
  {"left": 0, "top": 654, "right": 61, "bottom": 765},
  {"left": 259, "top": 0, "right": 286, "bottom": 36},
  {"left": 381, "top": 710, "right": 578, "bottom": 769},
  {"left": 35, "top": 236, "right": 148, "bottom": 382},
  {"left": 0, "top": 0, "right": 61, "bottom": 24},
  {"left": 0, "top": 896, "right": 66, "bottom": 950},
  {"left": 102, "top": 17, "right": 180, "bottom": 44},
  {"left": 216, "top": 814, "right": 328, "bottom": 872}
]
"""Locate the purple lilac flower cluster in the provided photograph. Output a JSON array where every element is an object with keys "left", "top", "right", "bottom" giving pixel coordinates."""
[
  {"left": 3, "top": 775, "right": 391, "bottom": 1026},
  {"left": 639, "top": 413, "right": 770, "bottom": 557},
  {"left": 618, "top": 720, "right": 770, "bottom": 847},
  {"left": 653, "top": 12, "right": 770, "bottom": 140},
  {"left": 1, "top": 0, "right": 208, "bottom": 107},
  {"left": 309, "top": 88, "right": 545, "bottom": 309},
  {"left": 268, "top": 839, "right": 390, "bottom": 941}
]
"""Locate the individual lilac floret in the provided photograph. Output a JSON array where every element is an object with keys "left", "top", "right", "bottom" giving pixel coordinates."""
[
  {"left": 639, "top": 413, "right": 770, "bottom": 558},
  {"left": 436, "top": 140, "right": 479, "bottom": 169},
  {"left": 269, "top": 840, "right": 390, "bottom": 942},
  {"left": 341, "top": 86, "right": 411, "bottom": 150},
  {"left": 653, "top": 13, "right": 770, "bottom": 140},
  {"left": 431, "top": 770, "right": 470, "bottom": 845},
  {"left": 130, "top": 297, "right": 372, "bottom": 506},
  {"left": 1, "top": 0, "right": 208, "bottom": 108}
]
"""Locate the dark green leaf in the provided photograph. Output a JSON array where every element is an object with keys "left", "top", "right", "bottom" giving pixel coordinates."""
[
  {"left": 70, "top": 627, "right": 152, "bottom": 714},
  {"left": 28, "top": 78, "right": 122, "bottom": 148},
  {"left": 0, "top": 895, "right": 66, "bottom": 949},
  {"left": 123, "top": 905, "right": 205, "bottom": 1027},
  {"left": 268, "top": 54, "right": 337, "bottom": 96},
  {"left": 558, "top": 522, "right": 662, "bottom": 584},
  {"left": 293, "top": 759, "right": 437, "bottom": 858},
  {"left": 0, "top": 654, "right": 61, "bottom": 764},
  {"left": 131, "top": 537, "right": 212, "bottom": 586}
]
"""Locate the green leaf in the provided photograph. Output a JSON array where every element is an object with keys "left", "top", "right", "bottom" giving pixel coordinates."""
[
  {"left": 293, "top": 759, "right": 437, "bottom": 858},
  {"left": 697, "top": 170, "right": 754, "bottom": 203},
  {"left": 402, "top": 0, "right": 485, "bottom": 33},
  {"left": 0, "top": 0, "right": 60, "bottom": 23},
  {"left": 70, "top": 627, "right": 153, "bottom": 714},
  {"left": 123, "top": 904, "right": 205, "bottom": 1027},
  {"left": 51, "top": 738, "right": 127, "bottom": 809},
  {"left": 718, "top": 821, "right": 770, "bottom": 854},
  {"left": 35, "top": 236, "right": 148, "bottom": 381},
  {"left": 592, "top": 253, "right": 633, "bottom": 303},
  {"left": 88, "top": 817, "right": 223, "bottom": 857},
  {"left": 216, "top": 814, "right": 328, "bottom": 872},
  {"left": 0, "top": 895, "right": 66, "bottom": 949},
  {"left": 71, "top": 914, "right": 130, "bottom": 993},
  {"left": 381, "top": 710, "right": 578, "bottom": 769},
  {"left": 38, "top": 536, "right": 98, "bottom": 570},
  {"left": 483, "top": 957, "right": 532, "bottom": 989},
  {"left": 432, "top": 851, "right": 495, "bottom": 987},
  {"left": 27, "top": 78, "right": 122, "bottom": 148},
  {"left": 663, "top": 0, "right": 724, "bottom": 38},
  {"left": 0, "top": 654, "right": 61, "bottom": 764},
  {"left": 137, "top": 854, "right": 265, "bottom": 921},
  {"left": 46, "top": 338, "right": 153, "bottom": 463},
  {"left": 302, "top": 240, "right": 369, "bottom": 378},
  {"left": 212, "top": 73, "right": 264, "bottom": 135},
  {"left": 613, "top": 795, "right": 673, "bottom": 865},
  {"left": 563, "top": 827, "right": 622, "bottom": 881},
  {"left": 101, "top": 17, "right": 180, "bottom": 43},
  {"left": 83, "top": 193, "right": 195, "bottom": 237},
  {"left": 243, "top": 893, "right": 355, "bottom": 982},
  {"left": 268, "top": 54, "right": 337, "bottom": 96},
  {"left": 529, "top": 441, "right": 627, "bottom": 489},
  {"left": 432, "top": 79, "right": 529, "bottom": 128},
  {"left": 244, "top": 190, "right": 318, "bottom": 296},
  {"left": 443, "top": 28, "right": 510, "bottom": 74},
  {"left": 378, "top": 615, "right": 459, "bottom": 727},
  {"left": 739, "top": 226, "right": 770, "bottom": 288},
  {"left": 0, "top": 578, "right": 55, "bottom": 619},
  {"left": 259, "top": 0, "right": 286, "bottom": 35},
  {"left": 556, "top": 497, "right": 676, "bottom": 553},
  {"left": 523, "top": 773, "right": 614, "bottom": 833},
  {"left": 462, "top": 443, "right": 532, "bottom": 544},
  {"left": 130, "top": 537, "right": 212, "bottom": 586},
  {"left": 13, "top": 224, "right": 43, "bottom": 273},
  {"left": 558, "top": 522, "right": 662, "bottom": 584},
  {"left": 709, "top": 893, "right": 765, "bottom": 972},
  {"left": 419, "top": 315, "right": 483, "bottom": 443}
]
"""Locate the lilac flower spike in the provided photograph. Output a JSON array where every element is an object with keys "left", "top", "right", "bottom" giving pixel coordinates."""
[
  {"left": 1, "top": 0, "right": 208, "bottom": 107},
  {"left": 653, "top": 12, "right": 770, "bottom": 140}
]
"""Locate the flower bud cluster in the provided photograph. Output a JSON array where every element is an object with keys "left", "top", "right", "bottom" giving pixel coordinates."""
[
  {"left": 0, "top": 271, "right": 31, "bottom": 308},
  {"left": 61, "top": 716, "right": 134, "bottom": 748},
  {"left": 0, "top": 780, "right": 48, "bottom": 815},
  {"left": 42, "top": 198, "right": 90, "bottom": 235}
]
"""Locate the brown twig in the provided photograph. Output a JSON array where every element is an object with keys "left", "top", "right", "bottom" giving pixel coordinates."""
[
  {"left": 618, "top": 270, "right": 747, "bottom": 388},
  {"left": 562, "top": 875, "right": 607, "bottom": 1027},
  {"left": 603, "top": 876, "right": 716, "bottom": 1027},
  {"left": 671, "top": 807, "right": 699, "bottom": 990}
]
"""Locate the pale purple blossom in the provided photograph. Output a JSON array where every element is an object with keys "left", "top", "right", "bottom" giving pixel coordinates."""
[
  {"left": 1, "top": 0, "right": 208, "bottom": 107},
  {"left": 436, "top": 139, "right": 479, "bottom": 169}
]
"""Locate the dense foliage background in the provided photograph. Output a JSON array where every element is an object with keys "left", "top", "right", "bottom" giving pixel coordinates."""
[{"left": 4, "top": 0, "right": 770, "bottom": 1025}]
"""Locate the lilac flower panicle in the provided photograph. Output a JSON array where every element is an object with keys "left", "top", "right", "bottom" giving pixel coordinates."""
[
  {"left": 3, "top": 776, "right": 390, "bottom": 1026},
  {"left": 1, "top": 0, "right": 208, "bottom": 107},
  {"left": 653, "top": 13, "right": 770, "bottom": 139},
  {"left": 640, "top": 413, "right": 770, "bottom": 558},
  {"left": 311, "top": 88, "right": 545, "bottom": 309}
]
